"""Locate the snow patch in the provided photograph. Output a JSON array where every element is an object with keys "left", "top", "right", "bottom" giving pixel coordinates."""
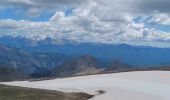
[{"left": 1, "top": 71, "right": 170, "bottom": 100}]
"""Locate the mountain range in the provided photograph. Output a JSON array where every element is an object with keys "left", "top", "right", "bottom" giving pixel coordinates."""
[
  {"left": 0, "top": 43, "right": 132, "bottom": 81},
  {"left": 0, "top": 36, "right": 170, "bottom": 81},
  {"left": 0, "top": 43, "right": 170, "bottom": 81},
  {"left": 0, "top": 44, "right": 70, "bottom": 76},
  {"left": 1, "top": 36, "right": 170, "bottom": 66}
]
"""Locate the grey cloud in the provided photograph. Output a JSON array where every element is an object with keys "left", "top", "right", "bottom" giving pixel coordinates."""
[
  {"left": 2, "top": 0, "right": 170, "bottom": 14},
  {"left": 0, "top": 0, "right": 87, "bottom": 17},
  {"left": 136, "top": 0, "right": 170, "bottom": 13},
  {"left": 1, "top": 0, "right": 170, "bottom": 47},
  {"left": 0, "top": 0, "right": 86, "bottom": 9}
]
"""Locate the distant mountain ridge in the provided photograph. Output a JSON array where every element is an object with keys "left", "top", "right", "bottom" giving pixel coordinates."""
[
  {"left": 0, "top": 44, "right": 134, "bottom": 80},
  {"left": 0, "top": 43, "right": 170, "bottom": 81},
  {"left": 0, "top": 44, "right": 70, "bottom": 76},
  {"left": 1, "top": 36, "right": 170, "bottom": 66}
]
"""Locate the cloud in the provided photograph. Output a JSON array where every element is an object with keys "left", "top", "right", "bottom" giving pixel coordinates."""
[
  {"left": 0, "top": 0, "right": 170, "bottom": 47},
  {"left": 1, "top": 0, "right": 170, "bottom": 16},
  {"left": 0, "top": 0, "right": 77, "bottom": 6},
  {"left": 0, "top": 0, "right": 87, "bottom": 18},
  {"left": 136, "top": 0, "right": 170, "bottom": 13},
  {"left": 0, "top": 0, "right": 86, "bottom": 10},
  {"left": 147, "top": 13, "right": 170, "bottom": 25}
]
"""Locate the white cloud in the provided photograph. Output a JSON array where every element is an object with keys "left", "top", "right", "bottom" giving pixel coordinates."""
[
  {"left": 147, "top": 13, "right": 170, "bottom": 25},
  {"left": 0, "top": 0, "right": 170, "bottom": 47}
]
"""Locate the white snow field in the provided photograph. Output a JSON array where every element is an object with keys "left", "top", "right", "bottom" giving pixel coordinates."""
[{"left": 1, "top": 71, "right": 170, "bottom": 100}]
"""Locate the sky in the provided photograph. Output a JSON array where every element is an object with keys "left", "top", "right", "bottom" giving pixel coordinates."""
[{"left": 0, "top": 0, "right": 170, "bottom": 47}]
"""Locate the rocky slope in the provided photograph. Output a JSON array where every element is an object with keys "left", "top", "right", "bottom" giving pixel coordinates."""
[
  {"left": 104, "top": 59, "right": 131, "bottom": 72},
  {"left": 51, "top": 55, "right": 103, "bottom": 77},
  {"left": 0, "top": 44, "right": 70, "bottom": 76},
  {"left": 0, "top": 65, "right": 27, "bottom": 81}
]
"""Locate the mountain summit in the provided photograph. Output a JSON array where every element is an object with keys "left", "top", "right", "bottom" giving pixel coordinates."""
[
  {"left": 51, "top": 55, "right": 103, "bottom": 77},
  {"left": 105, "top": 59, "right": 130, "bottom": 72}
]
